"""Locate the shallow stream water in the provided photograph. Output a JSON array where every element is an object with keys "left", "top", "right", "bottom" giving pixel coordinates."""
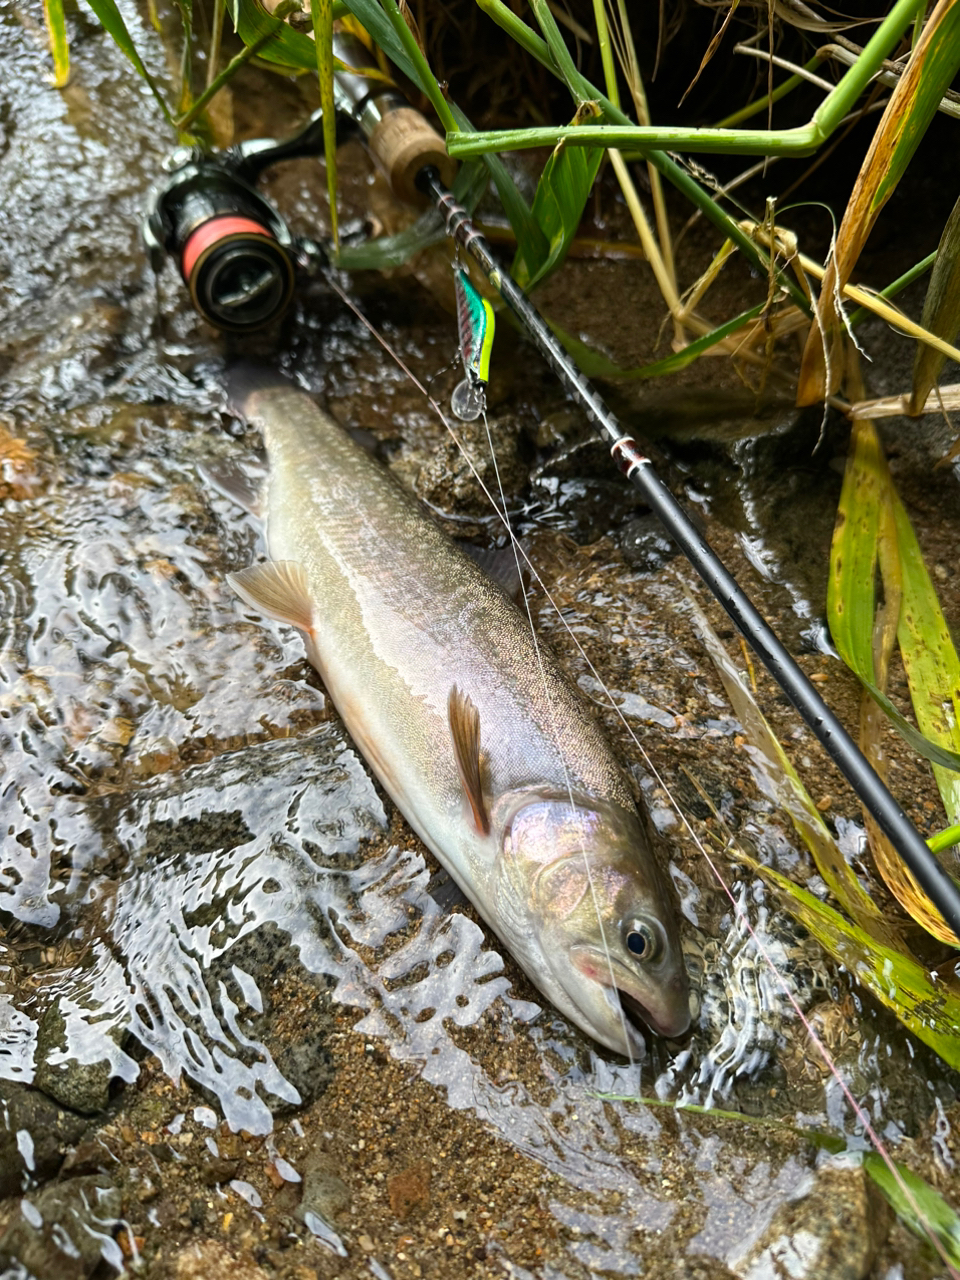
[{"left": 2, "top": 5, "right": 960, "bottom": 1279}]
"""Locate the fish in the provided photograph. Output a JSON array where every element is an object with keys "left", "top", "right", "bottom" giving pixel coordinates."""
[{"left": 220, "top": 369, "right": 691, "bottom": 1058}]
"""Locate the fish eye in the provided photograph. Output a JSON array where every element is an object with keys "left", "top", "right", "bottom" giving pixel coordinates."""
[{"left": 624, "top": 920, "right": 661, "bottom": 962}]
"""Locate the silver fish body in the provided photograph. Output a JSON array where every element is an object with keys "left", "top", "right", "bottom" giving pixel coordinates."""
[{"left": 225, "top": 375, "right": 690, "bottom": 1057}]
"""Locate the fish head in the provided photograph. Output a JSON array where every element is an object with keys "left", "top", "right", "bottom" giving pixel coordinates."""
[{"left": 502, "top": 795, "right": 691, "bottom": 1058}]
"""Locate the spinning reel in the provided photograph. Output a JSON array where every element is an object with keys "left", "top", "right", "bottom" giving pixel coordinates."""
[{"left": 143, "top": 30, "right": 455, "bottom": 332}]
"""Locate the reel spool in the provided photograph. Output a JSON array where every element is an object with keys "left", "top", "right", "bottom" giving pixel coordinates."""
[
  {"left": 143, "top": 30, "right": 454, "bottom": 332},
  {"left": 144, "top": 156, "right": 298, "bottom": 332}
]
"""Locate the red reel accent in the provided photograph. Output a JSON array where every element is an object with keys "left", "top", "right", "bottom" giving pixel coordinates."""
[{"left": 181, "top": 216, "right": 273, "bottom": 283}]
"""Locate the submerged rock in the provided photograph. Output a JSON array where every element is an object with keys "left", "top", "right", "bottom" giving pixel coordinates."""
[
  {"left": 729, "top": 1158, "right": 891, "bottom": 1280},
  {"left": 295, "top": 1165, "right": 351, "bottom": 1228},
  {"left": 0, "top": 1174, "right": 122, "bottom": 1280},
  {"left": 400, "top": 411, "right": 529, "bottom": 529},
  {"left": 33, "top": 998, "right": 121, "bottom": 1115},
  {"left": 173, "top": 1239, "right": 271, "bottom": 1280},
  {"left": 0, "top": 1081, "right": 90, "bottom": 1198}
]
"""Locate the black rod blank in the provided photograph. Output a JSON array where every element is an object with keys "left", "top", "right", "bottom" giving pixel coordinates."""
[{"left": 420, "top": 169, "right": 960, "bottom": 940}]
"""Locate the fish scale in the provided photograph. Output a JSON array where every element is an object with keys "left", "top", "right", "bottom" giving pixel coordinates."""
[{"left": 223, "top": 370, "right": 690, "bottom": 1057}]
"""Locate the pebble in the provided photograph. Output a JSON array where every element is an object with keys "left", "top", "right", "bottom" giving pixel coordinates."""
[
  {"left": 32, "top": 998, "right": 120, "bottom": 1115},
  {"left": 0, "top": 1082, "right": 88, "bottom": 1197},
  {"left": 295, "top": 1166, "right": 351, "bottom": 1228},
  {"left": 388, "top": 1160, "right": 432, "bottom": 1219},
  {"left": 174, "top": 1240, "right": 271, "bottom": 1280}
]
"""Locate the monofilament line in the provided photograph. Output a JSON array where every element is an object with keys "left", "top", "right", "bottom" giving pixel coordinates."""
[
  {"left": 320, "top": 274, "right": 957, "bottom": 1273},
  {"left": 479, "top": 402, "right": 637, "bottom": 1065}
]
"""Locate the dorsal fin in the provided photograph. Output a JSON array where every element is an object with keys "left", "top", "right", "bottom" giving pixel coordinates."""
[
  {"left": 227, "top": 560, "right": 314, "bottom": 633},
  {"left": 447, "top": 686, "right": 490, "bottom": 836}
]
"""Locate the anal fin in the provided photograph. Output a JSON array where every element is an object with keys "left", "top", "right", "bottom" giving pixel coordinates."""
[
  {"left": 448, "top": 686, "right": 490, "bottom": 836},
  {"left": 228, "top": 560, "right": 314, "bottom": 633}
]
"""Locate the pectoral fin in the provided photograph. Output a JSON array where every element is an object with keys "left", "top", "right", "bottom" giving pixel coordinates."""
[
  {"left": 448, "top": 686, "right": 490, "bottom": 836},
  {"left": 202, "top": 458, "right": 265, "bottom": 517},
  {"left": 228, "top": 561, "right": 314, "bottom": 633}
]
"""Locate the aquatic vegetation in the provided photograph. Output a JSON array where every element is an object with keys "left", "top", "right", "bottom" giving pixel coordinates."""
[
  {"left": 692, "top": 595, "right": 960, "bottom": 1070},
  {"left": 16, "top": 0, "right": 960, "bottom": 1271},
  {"left": 830, "top": 414, "right": 960, "bottom": 943}
]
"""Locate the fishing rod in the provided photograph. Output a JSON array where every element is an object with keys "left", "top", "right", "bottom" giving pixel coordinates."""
[
  {"left": 143, "top": 37, "right": 960, "bottom": 939},
  {"left": 413, "top": 166, "right": 960, "bottom": 940}
]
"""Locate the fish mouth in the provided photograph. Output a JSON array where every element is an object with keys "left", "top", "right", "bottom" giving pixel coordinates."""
[
  {"left": 615, "top": 985, "right": 690, "bottom": 1043},
  {"left": 569, "top": 944, "right": 692, "bottom": 1046}
]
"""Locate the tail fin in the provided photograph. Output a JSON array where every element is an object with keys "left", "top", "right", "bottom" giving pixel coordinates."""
[{"left": 225, "top": 361, "right": 291, "bottom": 417}]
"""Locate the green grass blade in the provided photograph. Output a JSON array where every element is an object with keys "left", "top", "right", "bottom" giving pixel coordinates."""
[
  {"left": 911, "top": 194, "right": 960, "bottom": 412},
  {"left": 42, "top": 0, "right": 70, "bottom": 87},
  {"left": 527, "top": 0, "right": 591, "bottom": 105},
  {"left": 828, "top": 419, "right": 960, "bottom": 773},
  {"left": 691, "top": 597, "right": 886, "bottom": 930},
  {"left": 547, "top": 302, "right": 768, "bottom": 380},
  {"left": 374, "top": 0, "right": 456, "bottom": 134},
  {"left": 893, "top": 490, "right": 960, "bottom": 823},
  {"left": 445, "top": 121, "right": 824, "bottom": 160},
  {"left": 228, "top": 0, "right": 317, "bottom": 70},
  {"left": 863, "top": 1155, "right": 960, "bottom": 1267},
  {"left": 310, "top": 0, "right": 338, "bottom": 250},
  {"left": 81, "top": 0, "right": 173, "bottom": 122},
  {"left": 512, "top": 122, "right": 604, "bottom": 291},
  {"left": 174, "top": 0, "right": 194, "bottom": 118},
  {"left": 753, "top": 859, "right": 960, "bottom": 1071},
  {"left": 206, "top": 0, "right": 225, "bottom": 88},
  {"left": 475, "top": 0, "right": 555, "bottom": 71},
  {"left": 930, "top": 823, "right": 960, "bottom": 855},
  {"left": 591, "top": 0, "right": 619, "bottom": 112}
]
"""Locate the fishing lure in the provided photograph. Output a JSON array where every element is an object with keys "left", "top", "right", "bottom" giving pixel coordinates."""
[{"left": 451, "top": 262, "right": 495, "bottom": 421}]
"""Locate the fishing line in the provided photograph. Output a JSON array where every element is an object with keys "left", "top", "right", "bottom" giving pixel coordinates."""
[
  {"left": 418, "top": 171, "right": 960, "bottom": 944},
  {"left": 478, "top": 402, "right": 637, "bottom": 1065},
  {"left": 322, "top": 271, "right": 957, "bottom": 1267}
]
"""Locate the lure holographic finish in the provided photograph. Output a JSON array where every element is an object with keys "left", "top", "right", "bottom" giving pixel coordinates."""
[{"left": 451, "top": 263, "right": 495, "bottom": 421}]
